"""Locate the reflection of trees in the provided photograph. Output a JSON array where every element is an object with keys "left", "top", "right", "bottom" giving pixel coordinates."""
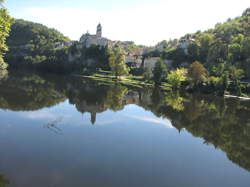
[
  {"left": 0, "top": 72, "right": 66, "bottom": 111},
  {"left": 105, "top": 84, "right": 128, "bottom": 111},
  {"left": 164, "top": 92, "right": 185, "bottom": 111},
  {"left": 154, "top": 94, "right": 250, "bottom": 172},
  {"left": 136, "top": 89, "right": 250, "bottom": 172},
  {"left": 0, "top": 174, "right": 10, "bottom": 187}
]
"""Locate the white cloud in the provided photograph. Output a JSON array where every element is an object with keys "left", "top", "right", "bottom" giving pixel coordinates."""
[
  {"left": 13, "top": 0, "right": 249, "bottom": 45},
  {"left": 127, "top": 115, "right": 173, "bottom": 128},
  {"left": 20, "top": 111, "right": 59, "bottom": 120}
]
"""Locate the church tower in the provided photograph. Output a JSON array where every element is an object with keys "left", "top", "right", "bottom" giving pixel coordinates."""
[{"left": 96, "top": 23, "right": 102, "bottom": 38}]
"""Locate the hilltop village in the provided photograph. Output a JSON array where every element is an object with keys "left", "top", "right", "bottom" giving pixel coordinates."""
[{"left": 67, "top": 23, "right": 192, "bottom": 71}]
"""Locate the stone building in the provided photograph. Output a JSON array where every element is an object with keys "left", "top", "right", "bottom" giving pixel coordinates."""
[{"left": 80, "top": 23, "right": 110, "bottom": 48}]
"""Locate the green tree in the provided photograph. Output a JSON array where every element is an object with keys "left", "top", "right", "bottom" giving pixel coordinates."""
[
  {"left": 229, "top": 66, "right": 244, "bottom": 95},
  {"left": 0, "top": 1, "right": 14, "bottom": 69},
  {"left": 228, "top": 43, "right": 242, "bottom": 62},
  {"left": 152, "top": 59, "right": 168, "bottom": 85},
  {"left": 220, "top": 72, "right": 229, "bottom": 95},
  {"left": 188, "top": 61, "right": 208, "bottom": 87},
  {"left": 108, "top": 47, "right": 129, "bottom": 79},
  {"left": 167, "top": 68, "right": 187, "bottom": 90}
]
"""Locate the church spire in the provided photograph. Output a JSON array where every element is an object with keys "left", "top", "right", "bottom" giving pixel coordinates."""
[{"left": 96, "top": 23, "right": 102, "bottom": 38}]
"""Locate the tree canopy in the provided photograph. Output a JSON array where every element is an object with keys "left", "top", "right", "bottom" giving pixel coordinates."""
[
  {"left": 108, "top": 47, "right": 129, "bottom": 78},
  {"left": 0, "top": 4, "right": 14, "bottom": 69},
  {"left": 7, "top": 19, "right": 69, "bottom": 47}
]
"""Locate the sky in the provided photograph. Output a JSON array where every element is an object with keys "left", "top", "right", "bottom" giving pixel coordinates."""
[{"left": 4, "top": 0, "right": 250, "bottom": 46}]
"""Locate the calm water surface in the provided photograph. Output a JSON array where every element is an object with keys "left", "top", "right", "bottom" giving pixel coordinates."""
[{"left": 0, "top": 71, "right": 250, "bottom": 187}]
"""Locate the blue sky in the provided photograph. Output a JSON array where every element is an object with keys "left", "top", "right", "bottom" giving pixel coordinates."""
[{"left": 4, "top": 0, "right": 250, "bottom": 45}]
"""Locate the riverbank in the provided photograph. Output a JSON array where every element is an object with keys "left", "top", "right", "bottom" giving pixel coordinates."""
[
  {"left": 77, "top": 72, "right": 250, "bottom": 99},
  {"left": 78, "top": 72, "right": 173, "bottom": 91}
]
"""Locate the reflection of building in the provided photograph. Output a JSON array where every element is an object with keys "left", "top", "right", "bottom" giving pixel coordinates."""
[
  {"left": 76, "top": 100, "right": 107, "bottom": 125},
  {"left": 91, "top": 112, "right": 96, "bottom": 125},
  {"left": 80, "top": 23, "right": 110, "bottom": 48}
]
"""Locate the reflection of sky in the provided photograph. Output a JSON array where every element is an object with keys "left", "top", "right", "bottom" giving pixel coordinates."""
[{"left": 10, "top": 101, "right": 173, "bottom": 129}]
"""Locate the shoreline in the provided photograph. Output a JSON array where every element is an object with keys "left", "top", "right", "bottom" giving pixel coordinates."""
[{"left": 77, "top": 73, "right": 250, "bottom": 100}]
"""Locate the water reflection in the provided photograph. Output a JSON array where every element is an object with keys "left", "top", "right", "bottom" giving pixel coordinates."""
[{"left": 0, "top": 71, "right": 250, "bottom": 186}]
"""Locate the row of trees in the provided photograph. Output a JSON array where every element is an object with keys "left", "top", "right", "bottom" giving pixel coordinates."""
[{"left": 151, "top": 60, "right": 245, "bottom": 96}]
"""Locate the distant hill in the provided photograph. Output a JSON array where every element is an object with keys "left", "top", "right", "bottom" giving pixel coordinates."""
[{"left": 7, "top": 19, "right": 70, "bottom": 47}]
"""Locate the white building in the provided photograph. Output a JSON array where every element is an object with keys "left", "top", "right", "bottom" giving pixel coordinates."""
[
  {"left": 179, "top": 38, "right": 195, "bottom": 55},
  {"left": 80, "top": 23, "right": 110, "bottom": 48}
]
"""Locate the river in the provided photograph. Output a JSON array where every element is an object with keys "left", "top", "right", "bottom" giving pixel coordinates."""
[{"left": 0, "top": 71, "right": 249, "bottom": 187}]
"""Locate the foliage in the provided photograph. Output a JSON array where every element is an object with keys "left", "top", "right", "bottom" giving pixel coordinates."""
[
  {"left": 167, "top": 68, "right": 187, "bottom": 90},
  {"left": 7, "top": 19, "right": 69, "bottom": 47},
  {"left": 152, "top": 59, "right": 168, "bottom": 85},
  {"left": 0, "top": 6, "right": 14, "bottom": 69},
  {"left": 229, "top": 66, "right": 244, "bottom": 95},
  {"left": 161, "top": 8, "right": 250, "bottom": 79},
  {"left": 187, "top": 61, "right": 208, "bottom": 87},
  {"left": 5, "top": 19, "right": 70, "bottom": 72},
  {"left": 108, "top": 47, "right": 129, "bottom": 78}
]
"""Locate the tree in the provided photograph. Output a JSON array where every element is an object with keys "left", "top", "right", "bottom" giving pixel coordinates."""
[
  {"left": 0, "top": 2, "right": 14, "bottom": 69},
  {"left": 229, "top": 66, "right": 244, "bottom": 81},
  {"left": 228, "top": 43, "right": 242, "bottom": 62},
  {"left": 167, "top": 68, "right": 187, "bottom": 90},
  {"left": 108, "top": 47, "right": 129, "bottom": 79},
  {"left": 220, "top": 72, "right": 229, "bottom": 95},
  {"left": 152, "top": 59, "right": 168, "bottom": 85},
  {"left": 229, "top": 66, "right": 244, "bottom": 95},
  {"left": 188, "top": 61, "right": 208, "bottom": 87}
]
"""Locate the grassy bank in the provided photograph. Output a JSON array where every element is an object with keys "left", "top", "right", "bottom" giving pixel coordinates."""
[
  {"left": 79, "top": 73, "right": 153, "bottom": 89},
  {"left": 76, "top": 71, "right": 250, "bottom": 99}
]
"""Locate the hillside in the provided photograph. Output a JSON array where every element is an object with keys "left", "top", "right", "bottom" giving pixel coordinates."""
[
  {"left": 160, "top": 8, "right": 250, "bottom": 77},
  {"left": 5, "top": 19, "right": 71, "bottom": 72},
  {"left": 7, "top": 19, "right": 70, "bottom": 47}
]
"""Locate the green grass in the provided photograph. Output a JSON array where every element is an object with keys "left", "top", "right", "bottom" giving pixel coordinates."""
[{"left": 78, "top": 73, "right": 154, "bottom": 88}]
